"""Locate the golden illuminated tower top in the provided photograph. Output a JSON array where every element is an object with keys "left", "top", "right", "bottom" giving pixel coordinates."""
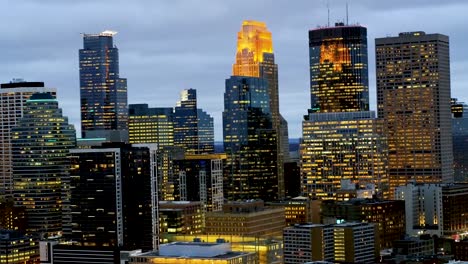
[{"left": 233, "top": 20, "right": 273, "bottom": 77}]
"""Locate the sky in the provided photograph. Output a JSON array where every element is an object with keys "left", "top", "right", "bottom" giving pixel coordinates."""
[{"left": 1, "top": 0, "right": 467, "bottom": 141}]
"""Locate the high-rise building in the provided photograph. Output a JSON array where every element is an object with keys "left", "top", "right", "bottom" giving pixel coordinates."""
[
  {"left": 223, "top": 76, "right": 278, "bottom": 201},
  {"left": 302, "top": 112, "right": 388, "bottom": 199},
  {"left": 174, "top": 89, "right": 214, "bottom": 154},
  {"left": 197, "top": 109, "right": 215, "bottom": 154},
  {"left": 232, "top": 20, "right": 288, "bottom": 198},
  {"left": 0, "top": 81, "right": 56, "bottom": 199},
  {"left": 158, "top": 201, "right": 204, "bottom": 237},
  {"left": 376, "top": 32, "right": 453, "bottom": 194},
  {"left": 128, "top": 104, "right": 174, "bottom": 146},
  {"left": 301, "top": 23, "right": 388, "bottom": 200},
  {"left": 308, "top": 23, "right": 369, "bottom": 113},
  {"left": 0, "top": 229, "right": 38, "bottom": 263},
  {"left": 174, "top": 153, "right": 226, "bottom": 212},
  {"left": 67, "top": 143, "right": 158, "bottom": 251},
  {"left": 395, "top": 183, "right": 443, "bottom": 237},
  {"left": 79, "top": 31, "right": 128, "bottom": 141},
  {"left": 451, "top": 98, "right": 468, "bottom": 183},
  {"left": 11, "top": 93, "right": 76, "bottom": 237},
  {"left": 441, "top": 184, "right": 468, "bottom": 238}
]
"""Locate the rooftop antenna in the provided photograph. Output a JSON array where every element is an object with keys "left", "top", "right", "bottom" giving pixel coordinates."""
[
  {"left": 327, "top": 0, "right": 330, "bottom": 27},
  {"left": 346, "top": 1, "right": 349, "bottom": 25}
]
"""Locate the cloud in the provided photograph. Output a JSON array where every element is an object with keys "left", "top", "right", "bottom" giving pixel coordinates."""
[{"left": 0, "top": 0, "right": 466, "bottom": 140}]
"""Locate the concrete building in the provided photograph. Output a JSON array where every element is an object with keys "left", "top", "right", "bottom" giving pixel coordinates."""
[
  {"left": 128, "top": 242, "right": 257, "bottom": 264},
  {"left": 205, "top": 200, "right": 285, "bottom": 239},
  {"left": 376, "top": 32, "right": 453, "bottom": 195},
  {"left": 269, "top": 196, "right": 321, "bottom": 226},
  {"left": 442, "top": 184, "right": 468, "bottom": 238},
  {"left": 0, "top": 80, "right": 56, "bottom": 199},
  {"left": 393, "top": 236, "right": 435, "bottom": 263},
  {"left": 395, "top": 183, "right": 443, "bottom": 237}
]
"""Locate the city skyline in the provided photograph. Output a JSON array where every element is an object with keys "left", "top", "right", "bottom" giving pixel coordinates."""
[{"left": 1, "top": 0, "right": 467, "bottom": 140}]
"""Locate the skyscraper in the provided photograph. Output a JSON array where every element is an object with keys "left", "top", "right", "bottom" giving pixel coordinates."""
[
  {"left": 0, "top": 80, "right": 56, "bottom": 199},
  {"left": 376, "top": 32, "right": 453, "bottom": 193},
  {"left": 174, "top": 89, "right": 198, "bottom": 154},
  {"left": 223, "top": 76, "right": 278, "bottom": 201},
  {"left": 197, "top": 109, "right": 215, "bottom": 154},
  {"left": 451, "top": 98, "right": 468, "bottom": 183},
  {"left": 309, "top": 23, "right": 369, "bottom": 113},
  {"left": 79, "top": 31, "right": 128, "bottom": 141},
  {"left": 67, "top": 143, "right": 158, "bottom": 250},
  {"left": 301, "top": 23, "right": 388, "bottom": 199},
  {"left": 12, "top": 92, "right": 76, "bottom": 237},
  {"left": 232, "top": 20, "right": 288, "bottom": 198},
  {"left": 128, "top": 104, "right": 174, "bottom": 146}
]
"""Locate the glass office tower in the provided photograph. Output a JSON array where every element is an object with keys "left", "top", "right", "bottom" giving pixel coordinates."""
[
  {"left": 12, "top": 93, "right": 76, "bottom": 237},
  {"left": 79, "top": 31, "right": 128, "bottom": 141},
  {"left": 301, "top": 23, "right": 388, "bottom": 200},
  {"left": 128, "top": 104, "right": 174, "bottom": 146},
  {"left": 309, "top": 23, "right": 369, "bottom": 113},
  {"left": 232, "top": 20, "right": 288, "bottom": 198},
  {"left": 376, "top": 32, "right": 453, "bottom": 194},
  {"left": 223, "top": 76, "right": 278, "bottom": 201}
]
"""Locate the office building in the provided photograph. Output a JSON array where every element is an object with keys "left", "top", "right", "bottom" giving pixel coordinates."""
[
  {"left": 395, "top": 183, "right": 443, "bottom": 237},
  {"left": 67, "top": 143, "right": 158, "bottom": 250},
  {"left": 0, "top": 80, "right": 56, "bottom": 199},
  {"left": 321, "top": 198, "right": 405, "bottom": 249},
  {"left": 128, "top": 242, "right": 257, "bottom": 264},
  {"left": 302, "top": 112, "right": 388, "bottom": 200},
  {"left": 283, "top": 222, "right": 378, "bottom": 264},
  {"left": 452, "top": 98, "right": 468, "bottom": 183},
  {"left": 393, "top": 236, "right": 435, "bottom": 263},
  {"left": 302, "top": 23, "right": 388, "bottom": 200},
  {"left": 0, "top": 198, "right": 27, "bottom": 232},
  {"left": 174, "top": 153, "right": 226, "bottom": 212},
  {"left": 223, "top": 76, "right": 278, "bottom": 201},
  {"left": 205, "top": 200, "right": 285, "bottom": 238},
  {"left": 12, "top": 92, "right": 75, "bottom": 237},
  {"left": 40, "top": 242, "right": 122, "bottom": 264},
  {"left": 232, "top": 20, "right": 288, "bottom": 198},
  {"left": 174, "top": 89, "right": 198, "bottom": 153},
  {"left": 197, "top": 109, "right": 215, "bottom": 154},
  {"left": 0, "top": 229, "right": 38, "bottom": 263},
  {"left": 308, "top": 23, "right": 369, "bottom": 113},
  {"left": 376, "top": 32, "right": 453, "bottom": 194},
  {"left": 156, "top": 146, "right": 185, "bottom": 201},
  {"left": 79, "top": 31, "right": 128, "bottom": 141},
  {"left": 269, "top": 196, "right": 321, "bottom": 226},
  {"left": 128, "top": 104, "right": 174, "bottom": 146},
  {"left": 159, "top": 201, "right": 204, "bottom": 237},
  {"left": 283, "top": 224, "right": 334, "bottom": 264}
]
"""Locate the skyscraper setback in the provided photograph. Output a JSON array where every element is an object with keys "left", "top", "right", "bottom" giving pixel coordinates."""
[
  {"left": 79, "top": 31, "right": 128, "bottom": 141},
  {"left": 231, "top": 20, "right": 287, "bottom": 199},
  {"left": 301, "top": 23, "right": 388, "bottom": 199},
  {"left": 376, "top": 32, "right": 453, "bottom": 193}
]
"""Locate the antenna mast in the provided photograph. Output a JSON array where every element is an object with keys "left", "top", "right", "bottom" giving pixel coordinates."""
[{"left": 327, "top": 0, "right": 330, "bottom": 27}]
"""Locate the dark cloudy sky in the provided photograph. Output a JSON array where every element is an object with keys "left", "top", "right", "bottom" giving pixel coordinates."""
[{"left": 1, "top": 0, "right": 467, "bottom": 140}]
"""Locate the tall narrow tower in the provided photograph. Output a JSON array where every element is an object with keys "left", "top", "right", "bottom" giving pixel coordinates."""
[
  {"left": 376, "top": 32, "right": 453, "bottom": 194},
  {"left": 232, "top": 20, "right": 288, "bottom": 199},
  {"left": 79, "top": 31, "right": 128, "bottom": 141}
]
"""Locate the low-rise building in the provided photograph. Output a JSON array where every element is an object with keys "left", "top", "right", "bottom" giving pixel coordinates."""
[
  {"left": 159, "top": 201, "right": 204, "bottom": 238},
  {"left": 128, "top": 242, "right": 257, "bottom": 264}
]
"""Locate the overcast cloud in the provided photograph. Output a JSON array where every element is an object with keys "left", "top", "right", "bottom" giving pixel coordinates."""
[{"left": 1, "top": 0, "right": 467, "bottom": 140}]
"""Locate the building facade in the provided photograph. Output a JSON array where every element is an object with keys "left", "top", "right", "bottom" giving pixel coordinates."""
[
  {"left": 67, "top": 143, "right": 158, "bottom": 250},
  {"left": 0, "top": 230, "right": 38, "bottom": 264},
  {"left": 0, "top": 81, "right": 56, "bottom": 199},
  {"left": 79, "top": 31, "right": 128, "bottom": 141},
  {"left": 301, "top": 111, "right": 388, "bottom": 200},
  {"left": 223, "top": 76, "right": 278, "bottom": 201},
  {"left": 197, "top": 109, "right": 215, "bottom": 154},
  {"left": 232, "top": 20, "right": 288, "bottom": 199},
  {"left": 452, "top": 98, "right": 468, "bottom": 183},
  {"left": 159, "top": 201, "right": 204, "bottom": 238},
  {"left": 128, "top": 104, "right": 174, "bottom": 146},
  {"left": 12, "top": 92, "right": 75, "bottom": 237},
  {"left": 376, "top": 32, "right": 453, "bottom": 194}
]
